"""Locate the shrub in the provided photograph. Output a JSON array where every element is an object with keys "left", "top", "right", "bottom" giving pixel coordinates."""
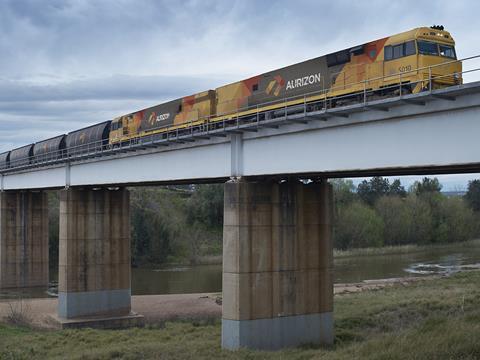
[
  {"left": 335, "top": 202, "right": 384, "bottom": 249},
  {"left": 375, "top": 196, "right": 413, "bottom": 246}
]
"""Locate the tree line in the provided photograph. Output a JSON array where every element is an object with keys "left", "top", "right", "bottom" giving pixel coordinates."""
[
  {"left": 334, "top": 177, "right": 480, "bottom": 249},
  {"left": 48, "top": 177, "right": 480, "bottom": 267},
  {"left": 48, "top": 185, "right": 224, "bottom": 268}
]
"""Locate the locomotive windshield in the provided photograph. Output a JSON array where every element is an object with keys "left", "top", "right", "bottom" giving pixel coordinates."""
[
  {"left": 417, "top": 40, "right": 456, "bottom": 59},
  {"left": 418, "top": 41, "right": 438, "bottom": 56},
  {"left": 439, "top": 44, "right": 456, "bottom": 58}
]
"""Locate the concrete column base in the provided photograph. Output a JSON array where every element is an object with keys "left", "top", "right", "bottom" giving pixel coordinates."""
[
  {"left": 49, "top": 311, "right": 144, "bottom": 330},
  {"left": 58, "top": 289, "right": 132, "bottom": 318},
  {"left": 222, "top": 312, "right": 333, "bottom": 350}
]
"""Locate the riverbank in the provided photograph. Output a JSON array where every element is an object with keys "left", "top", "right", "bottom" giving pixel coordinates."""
[
  {"left": 138, "top": 239, "right": 480, "bottom": 268},
  {"left": 145, "top": 255, "right": 223, "bottom": 268},
  {"left": 2, "top": 271, "right": 480, "bottom": 358},
  {"left": 333, "top": 238, "right": 480, "bottom": 258},
  {"left": 0, "top": 277, "right": 427, "bottom": 329},
  {"left": 0, "top": 293, "right": 223, "bottom": 330}
]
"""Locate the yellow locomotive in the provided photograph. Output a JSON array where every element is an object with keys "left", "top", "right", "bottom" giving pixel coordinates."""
[
  {"left": 0, "top": 26, "right": 463, "bottom": 170},
  {"left": 109, "top": 26, "right": 461, "bottom": 146}
]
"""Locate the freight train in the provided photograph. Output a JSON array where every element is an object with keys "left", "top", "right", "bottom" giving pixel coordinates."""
[{"left": 0, "top": 26, "right": 462, "bottom": 169}]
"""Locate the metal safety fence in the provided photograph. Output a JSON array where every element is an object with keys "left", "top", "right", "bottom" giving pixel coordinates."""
[{"left": 1, "top": 54, "right": 479, "bottom": 173}]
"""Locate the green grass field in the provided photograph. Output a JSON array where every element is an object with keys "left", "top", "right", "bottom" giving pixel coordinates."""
[{"left": 2, "top": 271, "right": 480, "bottom": 359}]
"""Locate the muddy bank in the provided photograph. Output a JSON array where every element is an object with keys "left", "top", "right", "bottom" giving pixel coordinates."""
[{"left": 334, "top": 275, "right": 442, "bottom": 295}]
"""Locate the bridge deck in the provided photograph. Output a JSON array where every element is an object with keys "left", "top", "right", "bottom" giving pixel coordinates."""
[{"left": 2, "top": 82, "right": 480, "bottom": 190}]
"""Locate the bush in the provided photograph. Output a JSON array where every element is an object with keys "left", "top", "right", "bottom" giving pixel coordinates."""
[
  {"left": 331, "top": 179, "right": 357, "bottom": 208},
  {"left": 130, "top": 188, "right": 180, "bottom": 266},
  {"left": 436, "top": 197, "right": 475, "bottom": 244},
  {"left": 130, "top": 185, "right": 223, "bottom": 266},
  {"left": 402, "top": 195, "right": 435, "bottom": 245},
  {"left": 375, "top": 196, "right": 413, "bottom": 246},
  {"left": 335, "top": 202, "right": 384, "bottom": 249},
  {"left": 186, "top": 184, "right": 224, "bottom": 229},
  {"left": 465, "top": 179, "right": 480, "bottom": 211}
]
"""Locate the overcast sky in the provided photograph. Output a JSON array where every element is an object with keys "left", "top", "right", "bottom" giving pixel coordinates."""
[{"left": 0, "top": 0, "right": 479, "bottom": 189}]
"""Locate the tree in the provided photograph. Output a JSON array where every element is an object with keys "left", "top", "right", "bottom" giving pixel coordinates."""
[
  {"left": 331, "top": 179, "right": 357, "bottom": 208},
  {"left": 405, "top": 195, "right": 435, "bottom": 245},
  {"left": 436, "top": 197, "right": 475, "bottom": 243},
  {"left": 465, "top": 179, "right": 480, "bottom": 211},
  {"left": 388, "top": 179, "right": 407, "bottom": 198},
  {"left": 334, "top": 202, "right": 384, "bottom": 249},
  {"left": 411, "top": 177, "right": 442, "bottom": 196},
  {"left": 375, "top": 196, "right": 413, "bottom": 246},
  {"left": 357, "top": 177, "right": 390, "bottom": 205},
  {"left": 186, "top": 184, "right": 224, "bottom": 228},
  {"left": 356, "top": 177, "right": 406, "bottom": 205},
  {"left": 130, "top": 188, "right": 175, "bottom": 266}
]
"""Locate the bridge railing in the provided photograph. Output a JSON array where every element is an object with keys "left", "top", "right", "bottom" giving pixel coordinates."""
[{"left": 2, "top": 54, "right": 480, "bottom": 173}]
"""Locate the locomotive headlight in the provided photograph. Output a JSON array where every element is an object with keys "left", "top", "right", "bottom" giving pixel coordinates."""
[{"left": 453, "top": 73, "right": 461, "bottom": 84}]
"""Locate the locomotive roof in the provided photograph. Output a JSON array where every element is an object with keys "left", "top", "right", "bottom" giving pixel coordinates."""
[
  {"left": 389, "top": 27, "right": 455, "bottom": 45},
  {"left": 217, "top": 26, "right": 456, "bottom": 90}
]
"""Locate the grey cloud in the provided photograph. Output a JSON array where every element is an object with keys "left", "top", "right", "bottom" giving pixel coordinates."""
[
  {"left": 0, "top": 0, "right": 479, "bottom": 187},
  {"left": 0, "top": 74, "right": 220, "bottom": 102}
]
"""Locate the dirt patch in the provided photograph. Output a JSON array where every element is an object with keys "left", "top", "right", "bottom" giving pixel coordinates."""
[
  {"left": 0, "top": 293, "right": 222, "bottom": 329},
  {"left": 132, "top": 293, "right": 222, "bottom": 324}
]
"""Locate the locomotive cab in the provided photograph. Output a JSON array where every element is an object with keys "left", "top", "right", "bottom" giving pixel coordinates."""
[
  {"left": 382, "top": 26, "right": 461, "bottom": 93},
  {"left": 415, "top": 27, "right": 462, "bottom": 90}
]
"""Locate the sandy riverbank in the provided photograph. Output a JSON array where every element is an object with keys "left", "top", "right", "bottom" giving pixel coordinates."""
[{"left": 0, "top": 276, "right": 441, "bottom": 329}]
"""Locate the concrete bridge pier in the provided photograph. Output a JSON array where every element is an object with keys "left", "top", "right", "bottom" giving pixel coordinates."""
[
  {"left": 58, "top": 187, "right": 134, "bottom": 322},
  {"left": 0, "top": 191, "right": 49, "bottom": 289},
  {"left": 222, "top": 179, "right": 334, "bottom": 350}
]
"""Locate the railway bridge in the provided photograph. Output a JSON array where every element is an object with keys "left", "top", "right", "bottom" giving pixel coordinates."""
[{"left": 1, "top": 82, "right": 480, "bottom": 350}]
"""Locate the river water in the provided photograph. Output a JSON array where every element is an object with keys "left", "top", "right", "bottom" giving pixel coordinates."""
[
  {"left": 2, "top": 242, "right": 480, "bottom": 298},
  {"left": 131, "top": 241, "right": 480, "bottom": 295}
]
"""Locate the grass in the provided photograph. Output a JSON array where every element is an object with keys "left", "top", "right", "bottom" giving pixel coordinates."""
[
  {"left": 2, "top": 271, "right": 480, "bottom": 359},
  {"left": 333, "top": 238, "right": 480, "bottom": 258}
]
